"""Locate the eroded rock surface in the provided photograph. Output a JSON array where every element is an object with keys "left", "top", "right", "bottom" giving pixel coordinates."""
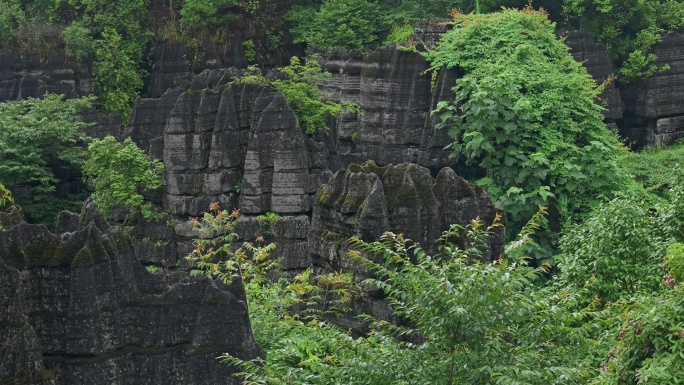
[
  {"left": 621, "top": 32, "right": 684, "bottom": 146},
  {"left": 0, "top": 203, "right": 261, "bottom": 385},
  {"left": 309, "top": 161, "right": 505, "bottom": 273}
]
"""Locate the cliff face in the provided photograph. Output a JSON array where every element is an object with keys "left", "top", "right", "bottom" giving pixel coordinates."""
[
  {"left": 0, "top": 203, "right": 261, "bottom": 385},
  {"left": 620, "top": 32, "right": 684, "bottom": 147}
]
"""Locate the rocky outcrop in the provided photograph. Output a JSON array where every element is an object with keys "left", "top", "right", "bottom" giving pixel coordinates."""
[
  {"left": 307, "top": 161, "right": 505, "bottom": 331},
  {"left": 309, "top": 161, "right": 505, "bottom": 273},
  {"left": 563, "top": 30, "right": 684, "bottom": 147},
  {"left": 0, "top": 52, "right": 93, "bottom": 101},
  {"left": 0, "top": 50, "right": 121, "bottom": 141},
  {"left": 122, "top": 57, "right": 461, "bottom": 267},
  {"left": 0, "top": 203, "right": 261, "bottom": 385}
]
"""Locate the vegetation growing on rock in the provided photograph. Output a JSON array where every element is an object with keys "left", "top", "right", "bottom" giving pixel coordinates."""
[
  {"left": 429, "top": 8, "right": 625, "bottom": 257},
  {"left": 0, "top": 94, "right": 93, "bottom": 224},
  {"left": 83, "top": 136, "right": 164, "bottom": 220}
]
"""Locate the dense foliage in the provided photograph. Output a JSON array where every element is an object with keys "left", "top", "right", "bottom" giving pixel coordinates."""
[
  {"left": 185, "top": 205, "right": 617, "bottom": 384},
  {"left": 83, "top": 136, "right": 164, "bottom": 220},
  {"left": 64, "top": 0, "right": 150, "bottom": 121},
  {"left": 180, "top": 0, "right": 238, "bottom": 30},
  {"left": 288, "top": 0, "right": 382, "bottom": 51},
  {"left": 429, "top": 8, "right": 625, "bottom": 253},
  {"left": 556, "top": 192, "right": 667, "bottom": 302},
  {"left": 590, "top": 242, "right": 684, "bottom": 384},
  {"left": 0, "top": 94, "right": 93, "bottom": 223}
]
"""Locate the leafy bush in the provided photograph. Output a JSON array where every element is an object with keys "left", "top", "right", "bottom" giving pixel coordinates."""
[
  {"left": 383, "top": 22, "right": 414, "bottom": 45},
  {"left": 257, "top": 211, "right": 279, "bottom": 226},
  {"left": 591, "top": 256, "right": 684, "bottom": 384},
  {"left": 0, "top": 0, "right": 25, "bottom": 48},
  {"left": 64, "top": 0, "right": 150, "bottom": 121},
  {"left": 272, "top": 57, "right": 356, "bottom": 135},
  {"left": 0, "top": 94, "right": 93, "bottom": 223},
  {"left": 180, "top": 0, "right": 237, "bottom": 30},
  {"left": 93, "top": 28, "right": 146, "bottom": 122},
  {"left": 0, "top": 182, "right": 13, "bottom": 209},
  {"left": 429, "top": 8, "right": 625, "bottom": 248},
  {"left": 288, "top": 0, "right": 382, "bottom": 51},
  {"left": 621, "top": 141, "right": 684, "bottom": 199},
  {"left": 62, "top": 21, "right": 95, "bottom": 64},
  {"left": 556, "top": 192, "right": 668, "bottom": 303},
  {"left": 83, "top": 136, "right": 164, "bottom": 220}
]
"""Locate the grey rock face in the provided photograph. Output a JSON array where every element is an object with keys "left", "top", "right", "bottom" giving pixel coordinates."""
[
  {"left": 146, "top": 43, "right": 193, "bottom": 99},
  {"left": 564, "top": 31, "right": 624, "bottom": 122},
  {"left": 0, "top": 203, "right": 261, "bottom": 385},
  {"left": 0, "top": 52, "right": 92, "bottom": 101},
  {"left": 621, "top": 32, "right": 684, "bottom": 146},
  {"left": 318, "top": 45, "right": 454, "bottom": 169},
  {"left": 122, "top": 45, "right": 506, "bottom": 272},
  {"left": 309, "top": 161, "right": 505, "bottom": 272}
]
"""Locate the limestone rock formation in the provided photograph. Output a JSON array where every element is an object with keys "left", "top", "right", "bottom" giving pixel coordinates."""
[
  {"left": 0, "top": 52, "right": 93, "bottom": 101},
  {"left": 307, "top": 161, "right": 505, "bottom": 331},
  {"left": 0, "top": 203, "right": 261, "bottom": 385},
  {"left": 317, "top": 45, "right": 454, "bottom": 169},
  {"left": 564, "top": 31, "right": 623, "bottom": 123},
  {"left": 622, "top": 32, "right": 684, "bottom": 146},
  {"left": 309, "top": 161, "right": 505, "bottom": 272}
]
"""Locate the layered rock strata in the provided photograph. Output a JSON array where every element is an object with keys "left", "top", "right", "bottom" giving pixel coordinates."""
[
  {"left": 621, "top": 32, "right": 684, "bottom": 146},
  {"left": 0, "top": 203, "right": 261, "bottom": 385},
  {"left": 309, "top": 161, "right": 505, "bottom": 273}
]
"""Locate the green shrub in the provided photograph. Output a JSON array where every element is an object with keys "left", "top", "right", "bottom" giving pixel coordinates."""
[
  {"left": 257, "top": 211, "right": 279, "bottom": 226},
  {"left": 621, "top": 141, "right": 684, "bottom": 199},
  {"left": 429, "top": 8, "right": 625, "bottom": 251},
  {"left": 243, "top": 39, "right": 257, "bottom": 62},
  {"left": 0, "top": 94, "right": 93, "bottom": 224},
  {"left": 288, "top": 0, "right": 381, "bottom": 51},
  {"left": 591, "top": 276, "right": 684, "bottom": 384},
  {"left": 62, "top": 21, "right": 95, "bottom": 64},
  {"left": 83, "top": 136, "right": 164, "bottom": 220},
  {"left": 556, "top": 192, "right": 667, "bottom": 303},
  {"left": 146, "top": 265, "right": 163, "bottom": 274},
  {"left": 65, "top": 0, "right": 150, "bottom": 121},
  {"left": 271, "top": 57, "right": 356, "bottom": 135},
  {"left": 93, "top": 28, "right": 146, "bottom": 122},
  {"left": 0, "top": 0, "right": 25, "bottom": 48},
  {"left": 383, "top": 22, "right": 414, "bottom": 45},
  {"left": 180, "top": 0, "right": 237, "bottom": 30},
  {"left": 0, "top": 182, "right": 13, "bottom": 209}
]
